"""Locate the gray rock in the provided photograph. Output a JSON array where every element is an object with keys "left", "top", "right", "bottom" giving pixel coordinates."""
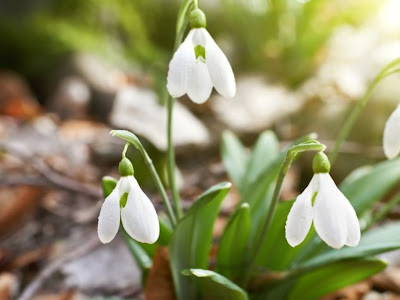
[
  {"left": 110, "top": 86, "right": 210, "bottom": 151},
  {"left": 211, "top": 76, "right": 303, "bottom": 133},
  {"left": 61, "top": 238, "right": 141, "bottom": 293}
]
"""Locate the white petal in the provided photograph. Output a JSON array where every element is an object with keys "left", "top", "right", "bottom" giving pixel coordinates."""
[
  {"left": 285, "top": 177, "right": 315, "bottom": 247},
  {"left": 119, "top": 176, "right": 131, "bottom": 194},
  {"left": 98, "top": 181, "right": 121, "bottom": 244},
  {"left": 343, "top": 198, "right": 361, "bottom": 247},
  {"left": 191, "top": 28, "right": 207, "bottom": 46},
  {"left": 167, "top": 30, "right": 195, "bottom": 98},
  {"left": 203, "top": 29, "right": 236, "bottom": 98},
  {"left": 187, "top": 59, "right": 213, "bottom": 104},
  {"left": 383, "top": 105, "right": 400, "bottom": 159},
  {"left": 121, "top": 177, "right": 160, "bottom": 244},
  {"left": 313, "top": 174, "right": 347, "bottom": 249}
]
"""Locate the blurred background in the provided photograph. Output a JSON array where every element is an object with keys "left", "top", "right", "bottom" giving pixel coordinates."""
[{"left": 1, "top": 0, "right": 400, "bottom": 299}]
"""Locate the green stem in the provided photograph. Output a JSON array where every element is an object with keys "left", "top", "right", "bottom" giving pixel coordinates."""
[
  {"left": 167, "top": 0, "right": 194, "bottom": 219},
  {"left": 329, "top": 80, "right": 379, "bottom": 165},
  {"left": 122, "top": 142, "right": 129, "bottom": 158},
  {"left": 243, "top": 141, "right": 325, "bottom": 286},
  {"left": 167, "top": 95, "right": 183, "bottom": 218},
  {"left": 111, "top": 130, "right": 177, "bottom": 227},
  {"left": 144, "top": 149, "right": 178, "bottom": 226},
  {"left": 329, "top": 58, "right": 400, "bottom": 165}
]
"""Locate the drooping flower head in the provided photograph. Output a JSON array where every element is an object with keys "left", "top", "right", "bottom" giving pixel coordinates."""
[
  {"left": 285, "top": 152, "right": 360, "bottom": 249},
  {"left": 98, "top": 157, "right": 160, "bottom": 244},
  {"left": 167, "top": 8, "right": 236, "bottom": 104},
  {"left": 383, "top": 105, "right": 400, "bottom": 159}
]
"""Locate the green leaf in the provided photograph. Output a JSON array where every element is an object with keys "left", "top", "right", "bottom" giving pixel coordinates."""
[
  {"left": 217, "top": 203, "right": 251, "bottom": 278},
  {"left": 182, "top": 269, "right": 249, "bottom": 300},
  {"left": 169, "top": 182, "right": 232, "bottom": 300},
  {"left": 122, "top": 229, "right": 152, "bottom": 284},
  {"left": 298, "top": 222, "right": 400, "bottom": 269},
  {"left": 110, "top": 130, "right": 146, "bottom": 156},
  {"left": 286, "top": 259, "right": 386, "bottom": 300},
  {"left": 340, "top": 158, "right": 400, "bottom": 215},
  {"left": 251, "top": 258, "right": 386, "bottom": 300},
  {"left": 254, "top": 201, "right": 314, "bottom": 271},
  {"left": 102, "top": 176, "right": 117, "bottom": 197},
  {"left": 243, "top": 130, "right": 279, "bottom": 187},
  {"left": 221, "top": 131, "right": 249, "bottom": 192},
  {"left": 243, "top": 156, "right": 281, "bottom": 243}
]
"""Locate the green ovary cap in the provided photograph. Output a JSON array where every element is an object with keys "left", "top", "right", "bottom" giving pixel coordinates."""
[
  {"left": 119, "top": 157, "right": 134, "bottom": 177},
  {"left": 190, "top": 8, "right": 206, "bottom": 28},
  {"left": 312, "top": 152, "right": 331, "bottom": 174}
]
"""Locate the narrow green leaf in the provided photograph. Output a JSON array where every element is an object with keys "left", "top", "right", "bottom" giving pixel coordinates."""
[
  {"left": 244, "top": 130, "right": 279, "bottom": 187},
  {"left": 298, "top": 222, "right": 400, "bottom": 269},
  {"left": 243, "top": 157, "right": 281, "bottom": 243},
  {"left": 221, "top": 131, "right": 249, "bottom": 192},
  {"left": 287, "top": 259, "right": 386, "bottom": 300},
  {"left": 251, "top": 258, "right": 386, "bottom": 300},
  {"left": 182, "top": 269, "right": 249, "bottom": 300},
  {"left": 122, "top": 229, "right": 152, "bottom": 277},
  {"left": 254, "top": 201, "right": 314, "bottom": 271},
  {"left": 102, "top": 176, "right": 117, "bottom": 198},
  {"left": 340, "top": 158, "right": 400, "bottom": 215},
  {"left": 169, "top": 182, "right": 232, "bottom": 300},
  {"left": 110, "top": 130, "right": 145, "bottom": 156},
  {"left": 217, "top": 203, "right": 251, "bottom": 278}
]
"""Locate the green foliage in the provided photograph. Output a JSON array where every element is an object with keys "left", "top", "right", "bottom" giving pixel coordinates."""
[
  {"left": 252, "top": 258, "right": 386, "bottom": 300},
  {"left": 341, "top": 158, "right": 400, "bottom": 216},
  {"left": 221, "top": 131, "right": 249, "bottom": 193},
  {"left": 253, "top": 201, "right": 312, "bottom": 271},
  {"left": 217, "top": 203, "right": 251, "bottom": 279},
  {"left": 183, "top": 269, "right": 249, "bottom": 300},
  {"left": 0, "top": 0, "right": 382, "bottom": 85},
  {"left": 169, "top": 182, "right": 231, "bottom": 300},
  {"left": 219, "top": 131, "right": 400, "bottom": 300},
  {"left": 0, "top": 0, "right": 163, "bottom": 76},
  {"left": 216, "top": 0, "right": 382, "bottom": 85}
]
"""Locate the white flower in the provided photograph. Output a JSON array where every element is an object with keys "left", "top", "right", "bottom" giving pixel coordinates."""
[
  {"left": 167, "top": 28, "right": 236, "bottom": 104},
  {"left": 285, "top": 173, "right": 360, "bottom": 249},
  {"left": 383, "top": 105, "right": 400, "bottom": 159},
  {"left": 98, "top": 176, "right": 160, "bottom": 244}
]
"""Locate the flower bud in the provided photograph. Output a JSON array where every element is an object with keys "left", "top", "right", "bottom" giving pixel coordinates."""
[
  {"left": 312, "top": 152, "right": 331, "bottom": 174},
  {"left": 119, "top": 157, "right": 134, "bottom": 177},
  {"left": 190, "top": 8, "right": 206, "bottom": 28}
]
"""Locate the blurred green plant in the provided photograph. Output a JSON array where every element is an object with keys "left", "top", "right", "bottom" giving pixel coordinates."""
[
  {"left": 104, "top": 128, "right": 400, "bottom": 300},
  {"left": 215, "top": 0, "right": 382, "bottom": 85},
  {"left": 0, "top": 0, "right": 166, "bottom": 77},
  {"left": 0, "top": 0, "right": 382, "bottom": 87}
]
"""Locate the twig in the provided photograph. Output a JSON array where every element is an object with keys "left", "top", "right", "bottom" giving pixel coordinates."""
[
  {"left": 31, "top": 160, "right": 101, "bottom": 198},
  {"left": 0, "top": 142, "right": 101, "bottom": 198},
  {"left": 16, "top": 236, "right": 100, "bottom": 300}
]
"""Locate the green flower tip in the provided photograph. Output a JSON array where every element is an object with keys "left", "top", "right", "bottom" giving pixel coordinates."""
[
  {"left": 312, "top": 152, "right": 331, "bottom": 174},
  {"left": 190, "top": 8, "right": 206, "bottom": 28},
  {"left": 119, "top": 157, "right": 134, "bottom": 177}
]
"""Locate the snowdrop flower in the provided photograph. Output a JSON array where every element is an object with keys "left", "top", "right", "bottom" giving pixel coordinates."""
[
  {"left": 98, "top": 157, "right": 159, "bottom": 244},
  {"left": 383, "top": 105, "right": 400, "bottom": 159},
  {"left": 167, "top": 9, "right": 236, "bottom": 104},
  {"left": 285, "top": 152, "right": 360, "bottom": 249}
]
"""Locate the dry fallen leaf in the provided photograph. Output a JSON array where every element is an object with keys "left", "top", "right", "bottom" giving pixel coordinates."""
[
  {"left": 0, "top": 187, "right": 43, "bottom": 237},
  {"left": 321, "top": 281, "right": 371, "bottom": 300},
  {"left": 145, "top": 247, "right": 176, "bottom": 300},
  {"left": 371, "top": 267, "right": 400, "bottom": 294},
  {"left": 0, "top": 273, "right": 18, "bottom": 300}
]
